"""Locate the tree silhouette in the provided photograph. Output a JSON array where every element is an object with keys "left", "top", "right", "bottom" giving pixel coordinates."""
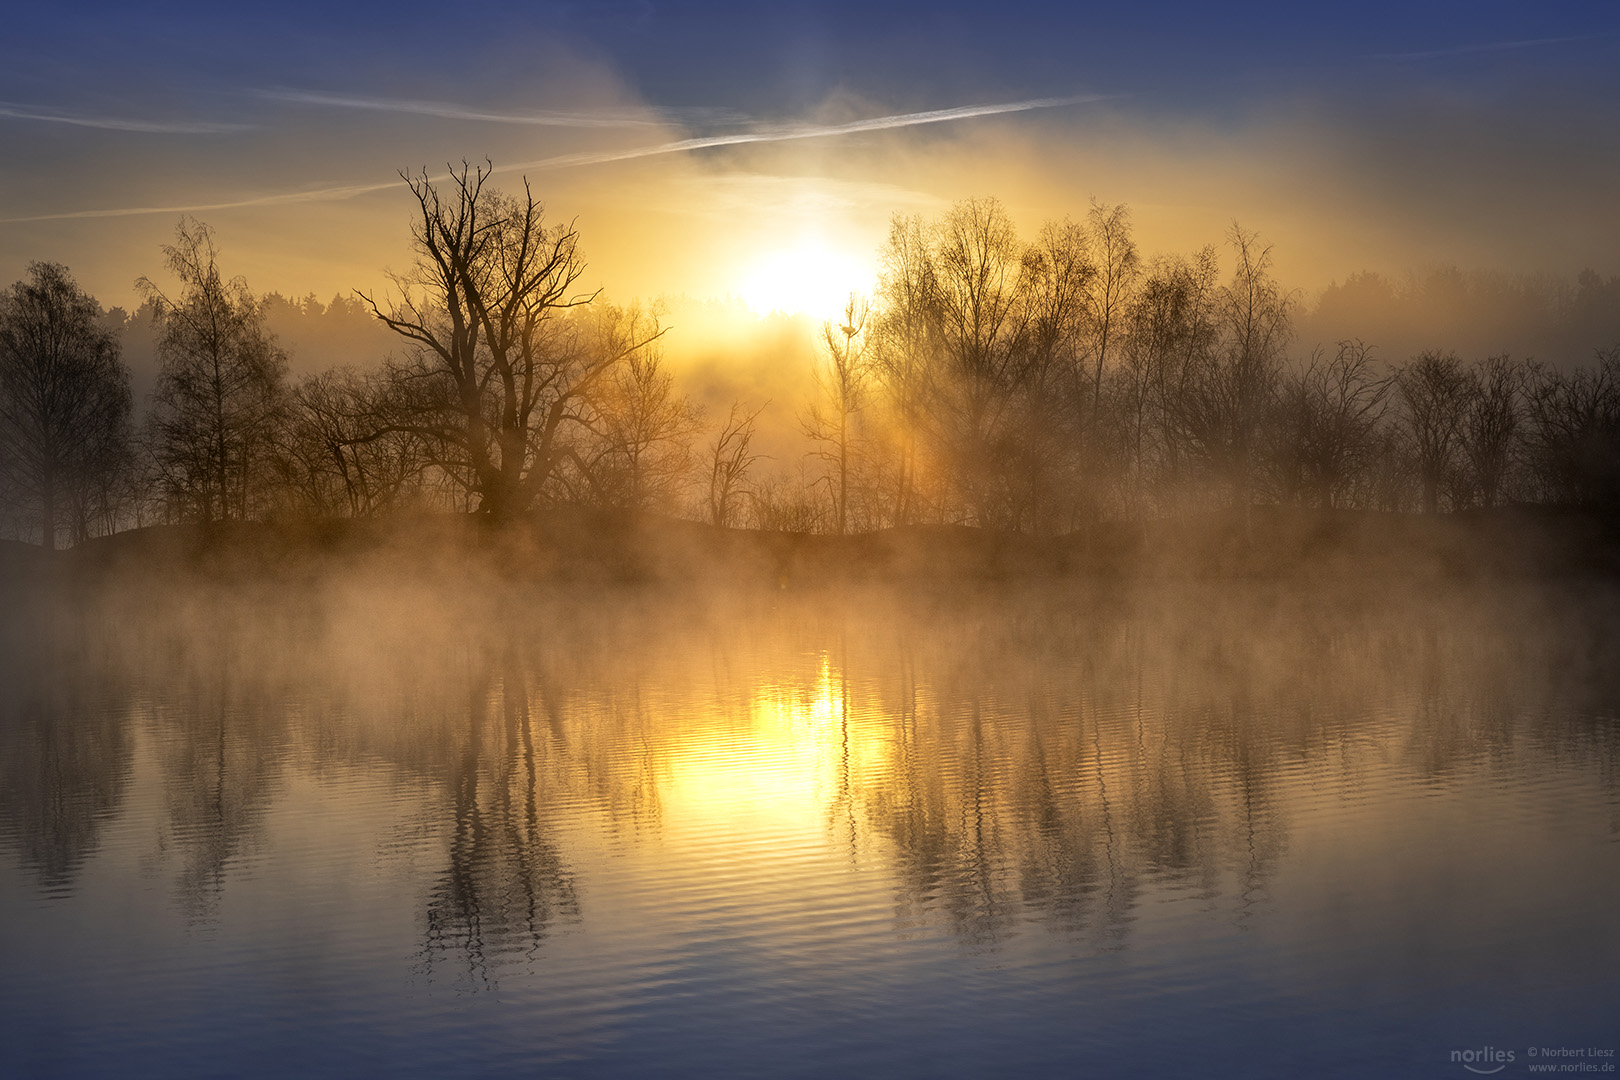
[
  {"left": 707, "top": 401, "right": 765, "bottom": 528},
  {"left": 803, "top": 294, "right": 871, "bottom": 535},
  {"left": 1394, "top": 350, "right": 1472, "bottom": 514},
  {"left": 359, "top": 163, "right": 658, "bottom": 521},
  {"left": 1082, "top": 201, "right": 1139, "bottom": 416},
  {"left": 139, "top": 219, "right": 287, "bottom": 523},
  {"left": 0, "top": 262, "right": 131, "bottom": 549},
  {"left": 1461, "top": 354, "right": 1525, "bottom": 508},
  {"left": 1523, "top": 346, "right": 1620, "bottom": 505},
  {"left": 576, "top": 304, "right": 699, "bottom": 513},
  {"left": 1274, "top": 339, "right": 1389, "bottom": 509},
  {"left": 1160, "top": 227, "right": 1292, "bottom": 515}
]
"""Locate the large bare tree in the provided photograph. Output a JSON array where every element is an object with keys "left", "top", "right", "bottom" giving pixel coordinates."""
[
  {"left": 0, "top": 263, "right": 131, "bottom": 548},
  {"left": 360, "top": 164, "right": 657, "bottom": 520}
]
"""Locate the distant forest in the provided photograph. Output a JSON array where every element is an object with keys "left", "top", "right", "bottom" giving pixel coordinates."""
[{"left": 2, "top": 163, "right": 1619, "bottom": 548}]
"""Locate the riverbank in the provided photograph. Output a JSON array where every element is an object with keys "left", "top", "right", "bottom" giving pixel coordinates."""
[{"left": 4, "top": 503, "right": 1618, "bottom": 588}]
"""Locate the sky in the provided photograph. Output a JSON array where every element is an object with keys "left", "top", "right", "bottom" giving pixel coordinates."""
[{"left": 1, "top": 1, "right": 1617, "bottom": 325}]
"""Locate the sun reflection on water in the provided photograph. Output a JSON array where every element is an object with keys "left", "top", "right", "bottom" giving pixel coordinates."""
[{"left": 658, "top": 653, "right": 866, "bottom": 832}]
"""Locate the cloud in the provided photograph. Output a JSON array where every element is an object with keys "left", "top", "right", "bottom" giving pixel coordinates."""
[
  {"left": 0, "top": 181, "right": 398, "bottom": 223},
  {"left": 494, "top": 94, "right": 1113, "bottom": 172},
  {"left": 1369, "top": 36, "right": 1596, "bottom": 62},
  {"left": 0, "top": 102, "right": 247, "bottom": 134},
  {"left": 1, "top": 94, "right": 1108, "bottom": 223},
  {"left": 256, "top": 88, "right": 750, "bottom": 130}
]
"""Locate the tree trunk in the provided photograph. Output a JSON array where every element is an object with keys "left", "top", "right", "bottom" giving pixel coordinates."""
[{"left": 40, "top": 474, "right": 56, "bottom": 551}]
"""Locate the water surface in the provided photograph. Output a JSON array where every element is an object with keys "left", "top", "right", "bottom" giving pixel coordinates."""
[{"left": 2, "top": 577, "right": 1617, "bottom": 1077}]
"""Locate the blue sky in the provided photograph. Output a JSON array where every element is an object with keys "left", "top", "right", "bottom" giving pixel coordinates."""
[{"left": 2, "top": 1, "right": 1617, "bottom": 309}]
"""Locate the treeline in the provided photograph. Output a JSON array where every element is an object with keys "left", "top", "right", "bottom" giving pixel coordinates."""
[
  {"left": 2, "top": 164, "right": 1618, "bottom": 548},
  {"left": 1302, "top": 266, "right": 1620, "bottom": 369}
]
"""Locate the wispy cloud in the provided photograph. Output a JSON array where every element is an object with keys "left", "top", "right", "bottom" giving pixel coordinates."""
[
  {"left": 494, "top": 95, "right": 1112, "bottom": 172},
  {"left": 256, "top": 89, "right": 710, "bottom": 129},
  {"left": 0, "top": 181, "right": 402, "bottom": 223},
  {"left": 1370, "top": 35, "right": 1595, "bottom": 62},
  {"left": 0, "top": 102, "right": 246, "bottom": 134},
  {"left": 0, "top": 94, "right": 1106, "bottom": 223}
]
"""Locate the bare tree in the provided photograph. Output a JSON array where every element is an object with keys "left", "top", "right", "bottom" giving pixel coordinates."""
[
  {"left": 1019, "top": 220, "right": 1094, "bottom": 530},
  {"left": 1394, "top": 350, "right": 1473, "bottom": 513},
  {"left": 580, "top": 304, "right": 700, "bottom": 514},
  {"left": 275, "top": 366, "right": 445, "bottom": 517},
  {"left": 1082, "top": 201, "right": 1139, "bottom": 415},
  {"left": 931, "top": 198, "right": 1031, "bottom": 526},
  {"left": 1162, "top": 227, "right": 1292, "bottom": 513},
  {"left": 1274, "top": 340, "right": 1389, "bottom": 508},
  {"left": 1116, "top": 248, "right": 1221, "bottom": 515},
  {"left": 359, "top": 163, "right": 657, "bottom": 521},
  {"left": 0, "top": 263, "right": 132, "bottom": 548},
  {"left": 139, "top": 219, "right": 287, "bottom": 523},
  {"left": 1523, "top": 345, "right": 1620, "bottom": 505},
  {"left": 871, "top": 214, "right": 937, "bottom": 526},
  {"left": 1460, "top": 354, "right": 1525, "bottom": 508},
  {"left": 873, "top": 198, "right": 1034, "bottom": 528},
  {"left": 803, "top": 294, "right": 870, "bottom": 534},
  {"left": 707, "top": 402, "right": 765, "bottom": 528}
]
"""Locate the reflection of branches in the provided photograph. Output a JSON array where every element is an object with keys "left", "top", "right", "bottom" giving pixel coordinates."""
[
  {"left": 0, "top": 646, "right": 130, "bottom": 894},
  {"left": 157, "top": 667, "right": 285, "bottom": 921},
  {"left": 8, "top": 574, "right": 1618, "bottom": 978},
  {"left": 418, "top": 658, "right": 579, "bottom": 989}
]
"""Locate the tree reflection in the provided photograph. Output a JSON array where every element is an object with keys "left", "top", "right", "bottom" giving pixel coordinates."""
[
  {"left": 0, "top": 638, "right": 129, "bottom": 894},
  {"left": 3, "top": 573, "right": 1615, "bottom": 966},
  {"left": 153, "top": 671, "right": 286, "bottom": 919},
  {"left": 417, "top": 652, "right": 579, "bottom": 987}
]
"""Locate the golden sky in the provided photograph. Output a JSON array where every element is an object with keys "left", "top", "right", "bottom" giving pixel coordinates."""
[{"left": 1, "top": 4, "right": 1616, "bottom": 340}]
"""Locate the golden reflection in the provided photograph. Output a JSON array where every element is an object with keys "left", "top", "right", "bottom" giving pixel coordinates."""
[
  {"left": 659, "top": 652, "right": 887, "bottom": 837},
  {"left": 3, "top": 577, "right": 1616, "bottom": 981}
]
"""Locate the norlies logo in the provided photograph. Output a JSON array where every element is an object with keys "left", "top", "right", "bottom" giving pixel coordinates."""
[{"left": 1453, "top": 1047, "right": 1517, "bottom": 1074}]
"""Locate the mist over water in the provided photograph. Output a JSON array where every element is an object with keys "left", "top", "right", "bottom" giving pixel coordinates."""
[{"left": 1, "top": 567, "right": 1616, "bottom": 1078}]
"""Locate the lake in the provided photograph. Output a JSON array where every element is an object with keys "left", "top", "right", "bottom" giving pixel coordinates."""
[{"left": 2, "top": 573, "right": 1617, "bottom": 1078}]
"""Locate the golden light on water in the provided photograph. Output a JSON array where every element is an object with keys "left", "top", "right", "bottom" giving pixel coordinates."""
[{"left": 659, "top": 654, "right": 876, "bottom": 833}]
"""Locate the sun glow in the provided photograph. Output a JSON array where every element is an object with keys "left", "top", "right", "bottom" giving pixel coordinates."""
[
  {"left": 737, "top": 238, "right": 873, "bottom": 321},
  {"left": 654, "top": 654, "right": 893, "bottom": 837}
]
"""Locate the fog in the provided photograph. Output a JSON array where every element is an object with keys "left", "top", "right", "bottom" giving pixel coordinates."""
[
  {"left": 4, "top": 548, "right": 1617, "bottom": 969},
  {"left": 5, "top": 8, "right": 1619, "bottom": 1075}
]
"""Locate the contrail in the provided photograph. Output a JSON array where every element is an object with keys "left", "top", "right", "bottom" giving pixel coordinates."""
[
  {"left": 0, "top": 181, "right": 412, "bottom": 223},
  {"left": 496, "top": 94, "right": 1110, "bottom": 175},
  {"left": 1370, "top": 35, "right": 1594, "bottom": 62},
  {"left": 0, "top": 94, "right": 1105, "bottom": 223},
  {"left": 0, "top": 102, "right": 247, "bottom": 135},
  {"left": 256, "top": 89, "right": 675, "bottom": 129}
]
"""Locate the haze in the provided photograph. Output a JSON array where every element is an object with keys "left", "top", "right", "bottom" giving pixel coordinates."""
[{"left": 2, "top": 2, "right": 1617, "bottom": 319}]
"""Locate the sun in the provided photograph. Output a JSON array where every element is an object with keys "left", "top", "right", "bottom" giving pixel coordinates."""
[{"left": 738, "top": 238, "right": 873, "bottom": 321}]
